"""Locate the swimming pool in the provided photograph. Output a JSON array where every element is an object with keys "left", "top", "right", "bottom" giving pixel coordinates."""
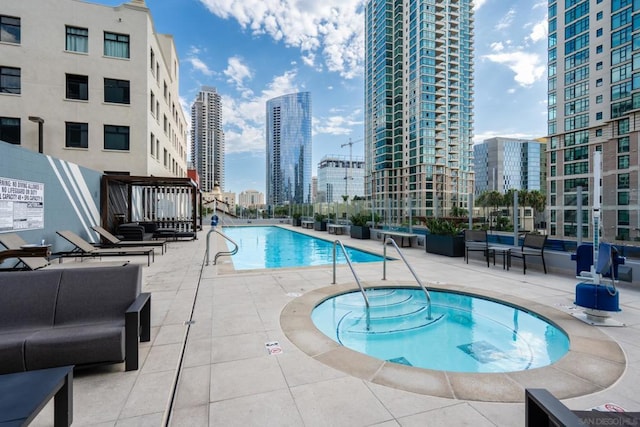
[
  {"left": 221, "top": 226, "right": 384, "bottom": 270},
  {"left": 312, "top": 288, "right": 569, "bottom": 373}
]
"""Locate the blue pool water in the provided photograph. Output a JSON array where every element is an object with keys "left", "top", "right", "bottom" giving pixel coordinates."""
[
  {"left": 221, "top": 226, "right": 384, "bottom": 270},
  {"left": 312, "top": 288, "right": 570, "bottom": 373}
]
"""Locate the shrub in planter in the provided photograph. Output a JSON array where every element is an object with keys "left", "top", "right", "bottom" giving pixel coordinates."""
[
  {"left": 292, "top": 213, "right": 302, "bottom": 226},
  {"left": 314, "top": 213, "right": 327, "bottom": 231},
  {"left": 349, "top": 213, "right": 371, "bottom": 239},
  {"left": 425, "top": 218, "right": 464, "bottom": 257}
]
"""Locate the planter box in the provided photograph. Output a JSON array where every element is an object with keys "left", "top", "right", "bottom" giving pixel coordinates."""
[
  {"left": 350, "top": 225, "right": 370, "bottom": 239},
  {"left": 292, "top": 218, "right": 302, "bottom": 226},
  {"left": 314, "top": 221, "right": 327, "bottom": 231},
  {"left": 426, "top": 234, "right": 464, "bottom": 257}
]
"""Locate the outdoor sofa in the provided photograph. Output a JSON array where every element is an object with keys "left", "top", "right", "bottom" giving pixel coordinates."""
[{"left": 0, "top": 263, "right": 150, "bottom": 374}]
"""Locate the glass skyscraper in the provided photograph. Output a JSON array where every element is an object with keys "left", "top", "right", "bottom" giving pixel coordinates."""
[
  {"left": 547, "top": 0, "right": 640, "bottom": 242},
  {"left": 473, "top": 137, "right": 545, "bottom": 196},
  {"left": 364, "top": 0, "right": 474, "bottom": 223},
  {"left": 266, "top": 92, "right": 312, "bottom": 206}
]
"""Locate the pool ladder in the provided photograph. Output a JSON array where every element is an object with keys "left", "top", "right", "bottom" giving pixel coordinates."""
[
  {"left": 331, "top": 238, "right": 432, "bottom": 320},
  {"left": 205, "top": 227, "right": 238, "bottom": 266}
]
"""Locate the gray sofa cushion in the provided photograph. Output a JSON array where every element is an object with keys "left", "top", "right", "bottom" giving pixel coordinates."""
[
  {"left": 55, "top": 264, "right": 142, "bottom": 326},
  {"left": 0, "top": 330, "right": 41, "bottom": 374},
  {"left": 25, "top": 324, "right": 125, "bottom": 370},
  {"left": 0, "top": 270, "right": 61, "bottom": 330}
]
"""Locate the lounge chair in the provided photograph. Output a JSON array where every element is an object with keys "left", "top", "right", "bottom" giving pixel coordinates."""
[
  {"left": 0, "top": 233, "right": 51, "bottom": 270},
  {"left": 92, "top": 225, "right": 167, "bottom": 255},
  {"left": 56, "top": 230, "right": 155, "bottom": 266}
]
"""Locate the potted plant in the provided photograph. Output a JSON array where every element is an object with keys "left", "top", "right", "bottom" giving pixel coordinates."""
[
  {"left": 349, "top": 212, "right": 381, "bottom": 239},
  {"left": 314, "top": 213, "right": 327, "bottom": 231},
  {"left": 349, "top": 212, "right": 371, "bottom": 239},
  {"left": 425, "top": 218, "right": 465, "bottom": 257},
  {"left": 292, "top": 212, "right": 302, "bottom": 226}
]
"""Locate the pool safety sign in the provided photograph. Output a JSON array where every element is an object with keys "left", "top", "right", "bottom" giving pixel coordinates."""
[
  {"left": 265, "top": 341, "right": 283, "bottom": 355},
  {"left": 0, "top": 177, "right": 44, "bottom": 232}
]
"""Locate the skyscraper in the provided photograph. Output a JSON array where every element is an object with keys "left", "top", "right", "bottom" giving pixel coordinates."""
[
  {"left": 190, "top": 86, "right": 224, "bottom": 192},
  {"left": 547, "top": 0, "right": 639, "bottom": 241},
  {"left": 316, "top": 155, "right": 365, "bottom": 203},
  {"left": 364, "top": 0, "right": 474, "bottom": 223},
  {"left": 265, "top": 92, "right": 312, "bottom": 206},
  {"left": 473, "top": 137, "right": 545, "bottom": 196}
]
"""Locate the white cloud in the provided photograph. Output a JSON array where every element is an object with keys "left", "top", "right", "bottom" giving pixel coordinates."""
[
  {"left": 314, "top": 109, "right": 363, "bottom": 136},
  {"left": 490, "top": 42, "right": 505, "bottom": 52},
  {"left": 483, "top": 51, "right": 546, "bottom": 86},
  {"left": 528, "top": 18, "right": 548, "bottom": 43},
  {"left": 198, "top": 0, "right": 365, "bottom": 79},
  {"left": 224, "top": 56, "right": 254, "bottom": 91},
  {"left": 474, "top": 0, "right": 488, "bottom": 11},
  {"left": 185, "top": 47, "right": 215, "bottom": 76},
  {"left": 495, "top": 8, "right": 516, "bottom": 31}
]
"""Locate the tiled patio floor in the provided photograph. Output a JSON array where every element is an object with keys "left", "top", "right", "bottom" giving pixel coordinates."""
[{"left": 30, "top": 224, "right": 640, "bottom": 426}]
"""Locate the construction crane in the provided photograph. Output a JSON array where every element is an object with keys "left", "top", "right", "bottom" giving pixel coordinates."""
[{"left": 340, "top": 138, "right": 362, "bottom": 199}]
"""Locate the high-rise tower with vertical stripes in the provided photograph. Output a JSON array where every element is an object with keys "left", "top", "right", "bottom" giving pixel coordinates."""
[{"left": 364, "top": 0, "right": 474, "bottom": 222}]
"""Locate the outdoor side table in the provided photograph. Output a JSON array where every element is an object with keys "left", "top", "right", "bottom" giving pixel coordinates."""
[
  {"left": 489, "top": 246, "right": 511, "bottom": 270},
  {"left": 0, "top": 365, "right": 73, "bottom": 427}
]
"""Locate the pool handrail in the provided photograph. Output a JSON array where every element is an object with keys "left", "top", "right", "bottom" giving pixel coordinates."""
[
  {"left": 205, "top": 227, "right": 239, "bottom": 266},
  {"left": 332, "top": 240, "right": 370, "bottom": 308},
  {"left": 383, "top": 237, "right": 432, "bottom": 320}
]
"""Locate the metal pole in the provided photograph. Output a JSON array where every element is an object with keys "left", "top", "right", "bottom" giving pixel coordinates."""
[
  {"left": 513, "top": 193, "right": 519, "bottom": 246},
  {"left": 576, "top": 186, "right": 583, "bottom": 246}
]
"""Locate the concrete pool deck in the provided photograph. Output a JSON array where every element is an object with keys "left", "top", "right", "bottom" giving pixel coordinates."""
[{"left": 30, "top": 223, "right": 640, "bottom": 426}]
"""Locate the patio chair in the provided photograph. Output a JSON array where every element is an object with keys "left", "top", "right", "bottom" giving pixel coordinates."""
[
  {"left": 509, "top": 233, "right": 548, "bottom": 274},
  {"left": 0, "top": 233, "right": 50, "bottom": 270},
  {"left": 55, "top": 230, "right": 155, "bottom": 266},
  {"left": 92, "top": 225, "right": 167, "bottom": 255},
  {"left": 464, "top": 229, "right": 493, "bottom": 267}
]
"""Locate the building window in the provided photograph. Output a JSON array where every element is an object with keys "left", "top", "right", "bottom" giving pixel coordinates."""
[
  {"left": 596, "top": 112, "right": 603, "bottom": 120},
  {"left": 0, "top": 117, "right": 20, "bottom": 144},
  {"left": 618, "top": 192, "right": 630, "bottom": 205},
  {"left": 104, "top": 32, "right": 129, "bottom": 58},
  {"left": 65, "top": 122, "right": 88, "bottom": 148},
  {"left": 618, "top": 210, "right": 629, "bottom": 226},
  {"left": 65, "top": 26, "right": 88, "bottom": 53},
  {"left": 150, "top": 132, "right": 155, "bottom": 156},
  {"left": 618, "top": 155, "right": 630, "bottom": 169},
  {"left": 596, "top": 61, "right": 603, "bottom": 70},
  {"left": 619, "top": 118, "right": 630, "bottom": 134},
  {"left": 0, "top": 66, "right": 20, "bottom": 94},
  {"left": 596, "top": 95, "right": 603, "bottom": 104},
  {"left": 65, "top": 74, "right": 88, "bottom": 100},
  {"left": 618, "top": 136, "right": 630, "bottom": 153},
  {"left": 596, "top": 78, "right": 603, "bottom": 87},
  {"left": 104, "top": 125, "right": 129, "bottom": 150},
  {"left": 150, "top": 48, "right": 155, "bottom": 72},
  {"left": 0, "top": 15, "right": 20, "bottom": 43},
  {"left": 104, "top": 78, "right": 130, "bottom": 104},
  {"left": 163, "top": 81, "right": 168, "bottom": 100},
  {"left": 595, "top": 129, "right": 603, "bottom": 136},
  {"left": 618, "top": 173, "right": 630, "bottom": 189}
]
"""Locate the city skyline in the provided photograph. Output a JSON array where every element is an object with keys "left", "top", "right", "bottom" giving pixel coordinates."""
[{"left": 91, "top": 0, "right": 549, "bottom": 196}]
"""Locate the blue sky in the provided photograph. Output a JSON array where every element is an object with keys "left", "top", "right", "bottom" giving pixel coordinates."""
[{"left": 96, "top": 0, "right": 548, "bottom": 196}]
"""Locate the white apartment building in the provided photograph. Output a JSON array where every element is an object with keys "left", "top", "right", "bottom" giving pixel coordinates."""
[
  {"left": 238, "top": 190, "right": 264, "bottom": 208},
  {"left": 0, "top": 0, "right": 188, "bottom": 177}
]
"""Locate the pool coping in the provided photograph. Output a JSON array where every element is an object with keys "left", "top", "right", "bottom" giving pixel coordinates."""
[{"left": 280, "top": 281, "right": 626, "bottom": 403}]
